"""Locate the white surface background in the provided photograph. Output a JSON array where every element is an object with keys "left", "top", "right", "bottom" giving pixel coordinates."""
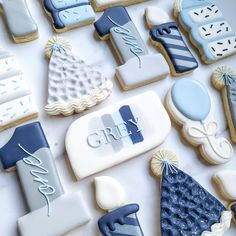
[{"left": 0, "top": 0, "right": 236, "bottom": 235}]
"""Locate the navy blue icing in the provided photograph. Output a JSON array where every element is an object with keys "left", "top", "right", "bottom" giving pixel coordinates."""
[
  {"left": 119, "top": 105, "right": 144, "bottom": 144},
  {"left": 230, "top": 203, "right": 236, "bottom": 221},
  {"left": 150, "top": 22, "right": 198, "bottom": 74},
  {"left": 98, "top": 204, "right": 143, "bottom": 236},
  {"left": 0, "top": 122, "right": 49, "bottom": 170},
  {"left": 44, "top": 0, "right": 89, "bottom": 29},
  {"left": 94, "top": 6, "right": 131, "bottom": 38},
  {"left": 161, "top": 167, "right": 226, "bottom": 235}
]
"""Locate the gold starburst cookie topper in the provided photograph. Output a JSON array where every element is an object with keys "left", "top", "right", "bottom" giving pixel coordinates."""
[
  {"left": 45, "top": 36, "right": 72, "bottom": 59},
  {"left": 151, "top": 150, "right": 179, "bottom": 177}
]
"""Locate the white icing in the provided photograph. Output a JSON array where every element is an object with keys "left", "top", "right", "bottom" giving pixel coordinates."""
[
  {"left": 95, "top": 176, "right": 126, "bottom": 211},
  {"left": 45, "top": 46, "right": 113, "bottom": 116},
  {"left": 116, "top": 54, "right": 169, "bottom": 90},
  {"left": 0, "top": 73, "right": 29, "bottom": 104},
  {"left": 0, "top": 56, "right": 19, "bottom": 74},
  {"left": 198, "top": 21, "right": 232, "bottom": 40},
  {"left": 94, "top": 0, "right": 142, "bottom": 9},
  {"left": 189, "top": 5, "right": 222, "bottom": 23},
  {"left": 145, "top": 7, "right": 170, "bottom": 28},
  {"left": 0, "top": 49, "right": 38, "bottom": 130},
  {"left": 65, "top": 91, "right": 171, "bottom": 179},
  {"left": 166, "top": 90, "right": 233, "bottom": 165},
  {"left": 201, "top": 211, "right": 232, "bottom": 236},
  {"left": 0, "top": 95, "right": 38, "bottom": 127},
  {"left": 208, "top": 36, "right": 236, "bottom": 59},
  {"left": 17, "top": 192, "right": 91, "bottom": 236},
  {"left": 214, "top": 170, "right": 236, "bottom": 200}
]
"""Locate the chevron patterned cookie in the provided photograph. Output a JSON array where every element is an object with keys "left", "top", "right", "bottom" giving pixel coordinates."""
[
  {"left": 174, "top": 0, "right": 236, "bottom": 64},
  {"left": 43, "top": 0, "right": 96, "bottom": 32},
  {"left": 0, "top": 49, "right": 38, "bottom": 132}
]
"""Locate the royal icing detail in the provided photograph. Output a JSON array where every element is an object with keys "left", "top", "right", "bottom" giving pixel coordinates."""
[
  {"left": 174, "top": 0, "right": 236, "bottom": 63},
  {"left": 0, "top": 0, "right": 38, "bottom": 43},
  {"left": 0, "top": 122, "right": 91, "bottom": 235},
  {"left": 95, "top": 176, "right": 144, "bottom": 236},
  {"left": 166, "top": 78, "right": 233, "bottom": 164},
  {"left": 212, "top": 66, "right": 236, "bottom": 144},
  {"left": 43, "top": 0, "right": 96, "bottom": 32},
  {"left": 94, "top": 6, "right": 169, "bottom": 91},
  {"left": 0, "top": 49, "right": 38, "bottom": 132},
  {"left": 151, "top": 150, "right": 232, "bottom": 235},
  {"left": 146, "top": 7, "right": 198, "bottom": 76},
  {"left": 44, "top": 37, "right": 113, "bottom": 116},
  {"left": 65, "top": 91, "right": 171, "bottom": 179},
  {"left": 213, "top": 170, "right": 236, "bottom": 222}
]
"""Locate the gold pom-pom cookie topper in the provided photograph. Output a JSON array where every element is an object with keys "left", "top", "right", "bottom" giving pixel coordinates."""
[
  {"left": 151, "top": 150, "right": 179, "bottom": 177},
  {"left": 212, "top": 66, "right": 236, "bottom": 143},
  {"left": 45, "top": 37, "right": 72, "bottom": 59}
]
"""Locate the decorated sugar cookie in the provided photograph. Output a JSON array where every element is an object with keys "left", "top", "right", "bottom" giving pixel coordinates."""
[
  {"left": 212, "top": 66, "right": 236, "bottom": 143},
  {"left": 95, "top": 176, "right": 144, "bottom": 236},
  {"left": 0, "top": 48, "right": 38, "bottom": 132},
  {"left": 151, "top": 150, "right": 232, "bottom": 235},
  {"left": 0, "top": 0, "right": 38, "bottom": 43},
  {"left": 145, "top": 7, "right": 198, "bottom": 76},
  {"left": 91, "top": 0, "right": 147, "bottom": 12},
  {"left": 166, "top": 78, "right": 233, "bottom": 164},
  {"left": 43, "top": 0, "right": 96, "bottom": 32},
  {"left": 65, "top": 91, "right": 171, "bottom": 179},
  {"left": 94, "top": 6, "right": 169, "bottom": 91},
  {"left": 213, "top": 170, "right": 236, "bottom": 223},
  {"left": 0, "top": 122, "right": 91, "bottom": 236},
  {"left": 44, "top": 37, "right": 113, "bottom": 116},
  {"left": 174, "top": 0, "right": 236, "bottom": 64}
]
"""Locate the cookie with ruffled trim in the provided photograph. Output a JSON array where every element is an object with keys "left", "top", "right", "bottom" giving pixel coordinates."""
[
  {"left": 212, "top": 66, "right": 236, "bottom": 143},
  {"left": 44, "top": 37, "right": 113, "bottom": 116},
  {"left": 151, "top": 150, "right": 232, "bottom": 235}
]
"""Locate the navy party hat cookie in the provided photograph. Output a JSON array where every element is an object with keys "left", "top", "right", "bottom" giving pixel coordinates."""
[{"left": 150, "top": 150, "right": 232, "bottom": 235}]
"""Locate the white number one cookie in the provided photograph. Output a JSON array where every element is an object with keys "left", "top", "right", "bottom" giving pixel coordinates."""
[
  {"left": 166, "top": 78, "right": 233, "bottom": 164},
  {"left": 0, "top": 0, "right": 38, "bottom": 43},
  {"left": 174, "top": 0, "right": 236, "bottom": 64},
  {"left": 94, "top": 6, "right": 169, "bottom": 91}
]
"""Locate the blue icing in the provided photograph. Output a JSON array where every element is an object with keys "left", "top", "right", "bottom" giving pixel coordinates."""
[
  {"left": 181, "top": 0, "right": 211, "bottom": 9},
  {"left": 43, "top": 0, "right": 95, "bottom": 30},
  {"left": 98, "top": 204, "right": 144, "bottom": 236},
  {"left": 0, "top": 122, "right": 49, "bottom": 170},
  {"left": 94, "top": 6, "right": 131, "bottom": 38},
  {"left": 230, "top": 203, "right": 236, "bottom": 221},
  {"left": 49, "top": 0, "right": 88, "bottom": 9},
  {"left": 119, "top": 105, "right": 144, "bottom": 144},
  {"left": 58, "top": 5, "right": 95, "bottom": 27},
  {"left": 171, "top": 78, "right": 211, "bottom": 121},
  {"left": 178, "top": 1, "right": 235, "bottom": 62},
  {"left": 150, "top": 22, "right": 198, "bottom": 74},
  {"left": 161, "top": 166, "right": 226, "bottom": 235}
]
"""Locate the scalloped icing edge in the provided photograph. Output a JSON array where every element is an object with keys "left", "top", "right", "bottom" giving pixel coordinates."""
[
  {"left": 201, "top": 211, "right": 232, "bottom": 236},
  {"left": 45, "top": 80, "right": 113, "bottom": 116}
]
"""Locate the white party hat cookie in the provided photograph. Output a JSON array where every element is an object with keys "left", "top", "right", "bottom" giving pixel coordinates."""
[{"left": 44, "top": 37, "right": 113, "bottom": 116}]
